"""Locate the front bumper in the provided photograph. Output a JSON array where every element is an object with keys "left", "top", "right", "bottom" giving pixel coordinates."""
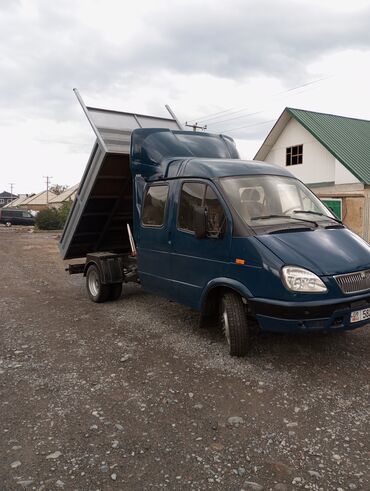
[{"left": 250, "top": 292, "right": 370, "bottom": 333}]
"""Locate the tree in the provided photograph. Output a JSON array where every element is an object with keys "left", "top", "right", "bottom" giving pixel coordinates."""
[{"left": 49, "top": 184, "right": 68, "bottom": 196}]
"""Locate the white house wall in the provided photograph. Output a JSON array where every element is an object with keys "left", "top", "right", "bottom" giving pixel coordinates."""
[
  {"left": 264, "top": 118, "right": 336, "bottom": 185},
  {"left": 334, "top": 159, "right": 359, "bottom": 185}
]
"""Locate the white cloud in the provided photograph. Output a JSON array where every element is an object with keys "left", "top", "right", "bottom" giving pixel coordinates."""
[{"left": 0, "top": 0, "right": 370, "bottom": 193}]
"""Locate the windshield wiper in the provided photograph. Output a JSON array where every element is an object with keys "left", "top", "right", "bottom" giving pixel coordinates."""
[
  {"left": 251, "top": 214, "right": 318, "bottom": 227},
  {"left": 293, "top": 210, "right": 342, "bottom": 224}
]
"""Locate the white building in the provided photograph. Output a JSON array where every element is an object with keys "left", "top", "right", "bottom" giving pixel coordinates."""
[{"left": 255, "top": 107, "right": 370, "bottom": 239}]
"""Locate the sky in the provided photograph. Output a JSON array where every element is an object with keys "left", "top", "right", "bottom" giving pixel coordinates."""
[{"left": 1, "top": 0, "right": 370, "bottom": 194}]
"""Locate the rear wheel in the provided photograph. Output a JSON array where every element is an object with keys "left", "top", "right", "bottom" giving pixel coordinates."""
[
  {"left": 221, "top": 291, "right": 251, "bottom": 357},
  {"left": 86, "top": 264, "right": 110, "bottom": 303},
  {"left": 109, "top": 283, "right": 122, "bottom": 301}
]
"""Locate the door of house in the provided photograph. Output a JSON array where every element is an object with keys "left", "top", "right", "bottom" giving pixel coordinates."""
[{"left": 322, "top": 198, "right": 342, "bottom": 220}]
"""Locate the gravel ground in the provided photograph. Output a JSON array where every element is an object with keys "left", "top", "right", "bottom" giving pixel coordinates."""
[{"left": 0, "top": 227, "right": 369, "bottom": 491}]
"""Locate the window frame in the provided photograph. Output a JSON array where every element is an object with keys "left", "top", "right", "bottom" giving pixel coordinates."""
[
  {"left": 286, "top": 144, "right": 303, "bottom": 166},
  {"left": 141, "top": 182, "right": 170, "bottom": 229},
  {"left": 177, "top": 179, "right": 227, "bottom": 237}
]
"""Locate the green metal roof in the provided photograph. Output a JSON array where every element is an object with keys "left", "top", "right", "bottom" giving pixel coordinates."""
[{"left": 287, "top": 108, "right": 370, "bottom": 185}]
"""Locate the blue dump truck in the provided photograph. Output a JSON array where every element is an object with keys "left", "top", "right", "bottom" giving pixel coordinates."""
[{"left": 60, "top": 92, "right": 370, "bottom": 356}]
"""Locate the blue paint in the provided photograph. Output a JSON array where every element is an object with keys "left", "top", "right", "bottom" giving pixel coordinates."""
[{"left": 130, "top": 128, "right": 370, "bottom": 334}]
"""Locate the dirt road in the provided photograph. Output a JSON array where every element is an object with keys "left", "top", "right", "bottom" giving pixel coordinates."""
[{"left": 0, "top": 227, "right": 369, "bottom": 490}]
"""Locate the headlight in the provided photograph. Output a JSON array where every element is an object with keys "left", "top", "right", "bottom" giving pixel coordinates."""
[{"left": 281, "top": 266, "right": 327, "bottom": 293}]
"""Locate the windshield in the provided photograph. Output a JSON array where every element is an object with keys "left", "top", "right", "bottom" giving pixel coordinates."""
[{"left": 220, "top": 175, "right": 336, "bottom": 231}]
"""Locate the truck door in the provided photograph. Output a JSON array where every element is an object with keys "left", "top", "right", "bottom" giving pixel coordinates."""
[
  {"left": 137, "top": 182, "right": 175, "bottom": 298},
  {"left": 170, "top": 180, "right": 231, "bottom": 309}
]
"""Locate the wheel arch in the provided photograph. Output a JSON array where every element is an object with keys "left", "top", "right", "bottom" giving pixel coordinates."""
[
  {"left": 200, "top": 278, "right": 252, "bottom": 315},
  {"left": 83, "top": 260, "right": 100, "bottom": 277}
]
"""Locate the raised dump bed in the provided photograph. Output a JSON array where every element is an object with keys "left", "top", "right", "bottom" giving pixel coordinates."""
[{"left": 59, "top": 90, "right": 181, "bottom": 260}]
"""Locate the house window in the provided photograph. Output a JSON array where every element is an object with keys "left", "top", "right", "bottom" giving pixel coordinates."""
[
  {"left": 0, "top": 199, "right": 4, "bottom": 204},
  {"left": 286, "top": 144, "right": 303, "bottom": 166}
]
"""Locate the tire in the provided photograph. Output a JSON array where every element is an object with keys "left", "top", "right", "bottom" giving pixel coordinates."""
[
  {"left": 86, "top": 264, "right": 110, "bottom": 303},
  {"left": 109, "top": 283, "right": 122, "bottom": 301},
  {"left": 5, "top": 221, "right": 12, "bottom": 227},
  {"left": 220, "top": 291, "right": 251, "bottom": 357}
]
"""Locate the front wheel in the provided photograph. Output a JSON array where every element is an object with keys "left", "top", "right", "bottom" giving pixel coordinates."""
[
  {"left": 86, "top": 264, "right": 110, "bottom": 303},
  {"left": 221, "top": 292, "right": 251, "bottom": 357},
  {"left": 5, "top": 221, "right": 12, "bottom": 227}
]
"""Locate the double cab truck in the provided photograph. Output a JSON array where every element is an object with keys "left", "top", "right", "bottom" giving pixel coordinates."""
[{"left": 60, "top": 92, "right": 370, "bottom": 356}]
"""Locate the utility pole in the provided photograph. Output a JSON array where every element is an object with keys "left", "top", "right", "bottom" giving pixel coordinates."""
[
  {"left": 9, "top": 182, "right": 15, "bottom": 197},
  {"left": 43, "top": 176, "right": 52, "bottom": 204},
  {"left": 185, "top": 122, "right": 207, "bottom": 132}
]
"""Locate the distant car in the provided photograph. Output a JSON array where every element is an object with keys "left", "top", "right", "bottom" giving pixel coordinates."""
[{"left": 0, "top": 208, "right": 35, "bottom": 227}]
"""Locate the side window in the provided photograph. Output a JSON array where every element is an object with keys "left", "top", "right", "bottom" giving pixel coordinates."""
[
  {"left": 9, "top": 210, "right": 22, "bottom": 218},
  {"left": 142, "top": 184, "right": 169, "bottom": 227},
  {"left": 204, "top": 186, "right": 226, "bottom": 237},
  {"left": 178, "top": 182, "right": 206, "bottom": 232},
  {"left": 178, "top": 182, "right": 226, "bottom": 237}
]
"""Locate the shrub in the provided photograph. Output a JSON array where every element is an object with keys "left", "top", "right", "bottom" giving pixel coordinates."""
[
  {"left": 58, "top": 201, "right": 72, "bottom": 227},
  {"left": 35, "top": 208, "right": 61, "bottom": 230},
  {"left": 35, "top": 201, "right": 72, "bottom": 230}
]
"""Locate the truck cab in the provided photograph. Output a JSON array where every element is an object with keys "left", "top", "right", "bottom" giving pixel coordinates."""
[
  {"left": 133, "top": 137, "right": 370, "bottom": 355},
  {"left": 60, "top": 98, "right": 370, "bottom": 356}
]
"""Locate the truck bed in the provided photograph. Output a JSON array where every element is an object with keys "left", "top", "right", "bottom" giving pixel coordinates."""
[{"left": 59, "top": 91, "right": 181, "bottom": 260}]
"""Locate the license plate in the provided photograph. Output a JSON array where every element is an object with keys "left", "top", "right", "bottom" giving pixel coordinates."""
[{"left": 350, "top": 307, "right": 370, "bottom": 323}]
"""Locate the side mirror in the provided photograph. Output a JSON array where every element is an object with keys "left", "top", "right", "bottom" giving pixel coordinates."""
[{"left": 194, "top": 205, "right": 207, "bottom": 239}]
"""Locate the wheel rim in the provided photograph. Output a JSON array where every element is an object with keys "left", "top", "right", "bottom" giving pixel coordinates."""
[
  {"left": 88, "top": 269, "right": 100, "bottom": 297},
  {"left": 221, "top": 303, "right": 230, "bottom": 346},
  {"left": 5, "top": 222, "right": 11, "bottom": 227}
]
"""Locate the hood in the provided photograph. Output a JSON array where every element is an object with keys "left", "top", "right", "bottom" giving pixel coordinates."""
[{"left": 257, "top": 227, "right": 370, "bottom": 276}]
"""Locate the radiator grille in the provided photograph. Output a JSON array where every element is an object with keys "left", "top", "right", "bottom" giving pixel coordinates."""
[{"left": 335, "top": 269, "right": 370, "bottom": 294}]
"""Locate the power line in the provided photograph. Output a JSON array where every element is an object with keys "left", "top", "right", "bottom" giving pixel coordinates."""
[
  {"left": 188, "top": 75, "right": 331, "bottom": 125},
  {"left": 204, "top": 75, "right": 332, "bottom": 134},
  {"left": 222, "top": 118, "right": 277, "bottom": 134},
  {"left": 189, "top": 105, "right": 240, "bottom": 124},
  {"left": 206, "top": 76, "right": 330, "bottom": 127},
  {"left": 206, "top": 109, "right": 264, "bottom": 127}
]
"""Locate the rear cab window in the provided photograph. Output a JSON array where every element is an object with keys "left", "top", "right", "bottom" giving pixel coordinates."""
[{"left": 141, "top": 184, "right": 169, "bottom": 227}]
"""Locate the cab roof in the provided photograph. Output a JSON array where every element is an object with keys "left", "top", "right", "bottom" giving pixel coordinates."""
[{"left": 164, "top": 158, "right": 294, "bottom": 180}]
